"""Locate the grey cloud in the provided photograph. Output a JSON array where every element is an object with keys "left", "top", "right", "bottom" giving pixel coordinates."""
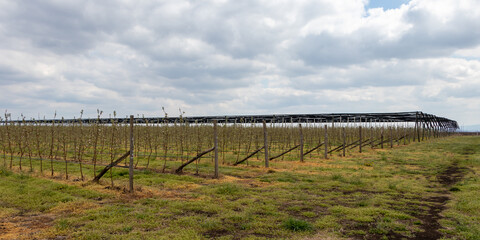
[
  {"left": 246, "top": 92, "right": 319, "bottom": 112},
  {"left": 118, "top": 5, "right": 283, "bottom": 61},
  {"left": 446, "top": 87, "right": 480, "bottom": 99},
  {"left": 117, "top": 1, "right": 339, "bottom": 61},
  {"left": 148, "top": 62, "right": 259, "bottom": 88},
  {"left": 293, "top": 3, "right": 480, "bottom": 67},
  {"left": 432, "top": 82, "right": 480, "bottom": 99},
  {"left": 0, "top": 0, "right": 479, "bottom": 125},
  {"left": 2, "top": 0, "right": 131, "bottom": 54},
  {"left": 132, "top": 79, "right": 236, "bottom": 104},
  {"left": 31, "top": 88, "right": 107, "bottom": 105},
  {"left": 402, "top": 7, "right": 480, "bottom": 49},
  {"left": 288, "top": 60, "right": 431, "bottom": 91},
  {"left": 0, "top": 65, "right": 34, "bottom": 85}
]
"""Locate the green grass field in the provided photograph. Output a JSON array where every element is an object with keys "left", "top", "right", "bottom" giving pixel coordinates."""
[{"left": 1, "top": 136, "right": 479, "bottom": 239}]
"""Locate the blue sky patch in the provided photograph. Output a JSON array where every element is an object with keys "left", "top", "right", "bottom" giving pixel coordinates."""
[{"left": 367, "top": 0, "right": 411, "bottom": 10}]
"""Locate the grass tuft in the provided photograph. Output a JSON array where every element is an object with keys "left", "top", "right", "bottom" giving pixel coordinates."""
[
  {"left": 449, "top": 187, "right": 460, "bottom": 192},
  {"left": 215, "top": 183, "right": 242, "bottom": 195},
  {"left": 282, "top": 217, "right": 313, "bottom": 232}
]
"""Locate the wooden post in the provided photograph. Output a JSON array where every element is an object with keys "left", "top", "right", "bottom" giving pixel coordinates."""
[
  {"left": 324, "top": 125, "right": 328, "bottom": 159},
  {"left": 263, "top": 121, "right": 269, "bottom": 167},
  {"left": 424, "top": 115, "right": 429, "bottom": 140},
  {"left": 342, "top": 127, "right": 346, "bottom": 157},
  {"left": 129, "top": 115, "right": 134, "bottom": 193},
  {"left": 396, "top": 124, "right": 400, "bottom": 146},
  {"left": 370, "top": 126, "right": 374, "bottom": 148},
  {"left": 415, "top": 112, "right": 421, "bottom": 142},
  {"left": 390, "top": 126, "right": 393, "bottom": 148},
  {"left": 359, "top": 126, "right": 362, "bottom": 153},
  {"left": 214, "top": 120, "right": 219, "bottom": 178},
  {"left": 4, "top": 116, "right": 9, "bottom": 169},
  {"left": 299, "top": 124, "right": 304, "bottom": 162},
  {"left": 381, "top": 128, "right": 384, "bottom": 149},
  {"left": 421, "top": 114, "right": 425, "bottom": 141},
  {"left": 414, "top": 113, "right": 418, "bottom": 142}
]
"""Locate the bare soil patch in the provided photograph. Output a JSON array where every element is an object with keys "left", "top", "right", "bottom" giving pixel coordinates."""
[{"left": 412, "top": 162, "right": 466, "bottom": 240}]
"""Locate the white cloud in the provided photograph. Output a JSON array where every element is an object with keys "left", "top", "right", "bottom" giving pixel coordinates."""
[{"left": 0, "top": 0, "right": 479, "bottom": 126}]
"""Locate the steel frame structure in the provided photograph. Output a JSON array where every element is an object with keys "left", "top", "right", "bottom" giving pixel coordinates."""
[{"left": 4, "top": 111, "right": 458, "bottom": 132}]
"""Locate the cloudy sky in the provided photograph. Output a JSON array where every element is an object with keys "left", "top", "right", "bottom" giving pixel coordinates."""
[{"left": 1, "top": 0, "right": 479, "bottom": 128}]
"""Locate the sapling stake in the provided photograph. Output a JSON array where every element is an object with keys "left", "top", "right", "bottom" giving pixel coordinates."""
[
  {"left": 34, "top": 119, "right": 43, "bottom": 173},
  {"left": 61, "top": 117, "right": 68, "bottom": 179},
  {"left": 5, "top": 113, "right": 13, "bottom": 169},
  {"left": 49, "top": 112, "right": 56, "bottom": 176},
  {"left": 152, "top": 119, "right": 160, "bottom": 171},
  {"left": 109, "top": 112, "right": 117, "bottom": 187},
  {"left": 92, "top": 110, "right": 101, "bottom": 178},
  {"left": 161, "top": 108, "right": 169, "bottom": 173},
  {"left": 78, "top": 111, "right": 85, "bottom": 181},
  {"left": 145, "top": 119, "right": 153, "bottom": 169},
  {"left": 195, "top": 120, "right": 200, "bottom": 175},
  {"left": 18, "top": 120, "right": 25, "bottom": 170},
  {"left": 0, "top": 117, "right": 6, "bottom": 168}
]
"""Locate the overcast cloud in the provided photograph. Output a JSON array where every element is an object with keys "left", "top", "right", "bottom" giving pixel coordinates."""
[{"left": 0, "top": 0, "right": 479, "bottom": 128}]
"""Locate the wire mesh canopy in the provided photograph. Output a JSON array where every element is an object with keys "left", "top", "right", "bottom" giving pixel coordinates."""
[{"left": 5, "top": 111, "right": 458, "bottom": 131}]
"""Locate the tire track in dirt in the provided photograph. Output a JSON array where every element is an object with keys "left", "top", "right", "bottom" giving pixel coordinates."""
[{"left": 412, "top": 162, "right": 465, "bottom": 240}]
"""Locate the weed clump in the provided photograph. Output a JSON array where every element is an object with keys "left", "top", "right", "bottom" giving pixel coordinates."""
[
  {"left": 449, "top": 187, "right": 460, "bottom": 192},
  {"left": 331, "top": 174, "right": 344, "bottom": 181},
  {"left": 0, "top": 167, "right": 12, "bottom": 176},
  {"left": 215, "top": 183, "right": 241, "bottom": 195},
  {"left": 282, "top": 217, "right": 313, "bottom": 232}
]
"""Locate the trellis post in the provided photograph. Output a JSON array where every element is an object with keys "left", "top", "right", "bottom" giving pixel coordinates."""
[
  {"left": 381, "top": 127, "right": 384, "bottom": 149},
  {"left": 359, "top": 126, "right": 362, "bottom": 153},
  {"left": 299, "top": 123, "right": 304, "bottom": 162},
  {"left": 390, "top": 126, "right": 393, "bottom": 148},
  {"left": 129, "top": 115, "right": 134, "bottom": 193},
  {"left": 214, "top": 120, "right": 219, "bottom": 178},
  {"left": 342, "top": 127, "right": 346, "bottom": 157},
  {"left": 263, "top": 121, "right": 269, "bottom": 167},
  {"left": 324, "top": 125, "right": 328, "bottom": 159}
]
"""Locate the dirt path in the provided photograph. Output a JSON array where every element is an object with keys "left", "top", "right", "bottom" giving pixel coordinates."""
[{"left": 412, "top": 162, "right": 465, "bottom": 240}]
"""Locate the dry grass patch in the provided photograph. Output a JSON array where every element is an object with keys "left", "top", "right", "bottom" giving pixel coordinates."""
[
  {"left": 49, "top": 200, "right": 100, "bottom": 215},
  {"left": 0, "top": 213, "right": 54, "bottom": 240}
]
